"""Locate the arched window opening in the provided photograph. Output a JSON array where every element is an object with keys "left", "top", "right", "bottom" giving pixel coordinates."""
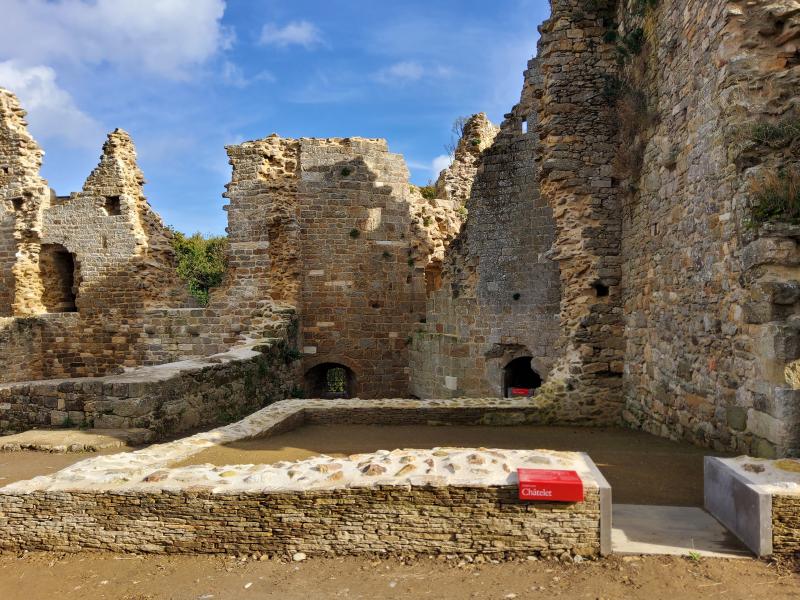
[
  {"left": 503, "top": 356, "right": 542, "bottom": 398},
  {"left": 40, "top": 244, "right": 78, "bottom": 313},
  {"left": 304, "top": 363, "right": 356, "bottom": 399}
]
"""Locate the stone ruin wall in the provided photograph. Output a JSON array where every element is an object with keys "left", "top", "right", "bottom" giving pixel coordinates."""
[
  {"left": 295, "top": 138, "right": 430, "bottom": 398},
  {"left": 410, "top": 64, "right": 563, "bottom": 405},
  {"left": 617, "top": 0, "right": 800, "bottom": 457},
  {"left": 3, "top": 0, "right": 800, "bottom": 459},
  {"left": 413, "top": 0, "right": 800, "bottom": 454},
  {"left": 0, "top": 99, "right": 204, "bottom": 383}
]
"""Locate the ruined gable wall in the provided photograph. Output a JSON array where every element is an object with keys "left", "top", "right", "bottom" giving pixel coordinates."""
[
  {"left": 297, "top": 138, "right": 428, "bottom": 398},
  {"left": 620, "top": 0, "right": 800, "bottom": 457},
  {"left": 410, "top": 60, "right": 562, "bottom": 402},
  {"left": 0, "top": 95, "right": 216, "bottom": 382},
  {"left": 207, "top": 135, "right": 301, "bottom": 346}
]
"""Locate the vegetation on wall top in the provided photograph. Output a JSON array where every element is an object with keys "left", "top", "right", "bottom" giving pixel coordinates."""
[
  {"left": 170, "top": 230, "right": 227, "bottom": 306},
  {"left": 748, "top": 167, "right": 800, "bottom": 228}
]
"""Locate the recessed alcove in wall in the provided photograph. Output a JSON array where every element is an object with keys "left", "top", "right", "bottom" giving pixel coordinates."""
[
  {"left": 102, "top": 196, "right": 122, "bottom": 216},
  {"left": 304, "top": 363, "right": 357, "bottom": 399},
  {"left": 503, "top": 356, "right": 542, "bottom": 398},
  {"left": 39, "top": 244, "right": 78, "bottom": 313}
]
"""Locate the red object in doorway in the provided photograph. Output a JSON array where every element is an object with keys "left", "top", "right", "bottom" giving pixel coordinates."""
[
  {"left": 517, "top": 469, "right": 584, "bottom": 502},
  {"left": 509, "top": 387, "right": 534, "bottom": 397}
]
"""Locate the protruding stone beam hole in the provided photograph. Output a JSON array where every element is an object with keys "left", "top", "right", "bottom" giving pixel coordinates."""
[
  {"left": 425, "top": 261, "right": 443, "bottom": 295},
  {"left": 102, "top": 195, "right": 122, "bottom": 216},
  {"left": 39, "top": 243, "right": 79, "bottom": 313},
  {"left": 592, "top": 281, "right": 610, "bottom": 298},
  {"left": 503, "top": 356, "right": 542, "bottom": 398},
  {"left": 11, "top": 197, "right": 23, "bottom": 212},
  {"left": 305, "top": 363, "right": 356, "bottom": 399}
]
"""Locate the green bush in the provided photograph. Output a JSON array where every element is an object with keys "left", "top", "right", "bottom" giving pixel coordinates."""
[
  {"left": 170, "top": 230, "right": 227, "bottom": 306},
  {"left": 419, "top": 185, "right": 437, "bottom": 200}
]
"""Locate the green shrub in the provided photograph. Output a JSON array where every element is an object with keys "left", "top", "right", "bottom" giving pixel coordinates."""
[
  {"left": 170, "top": 230, "right": 228, "bottom": 306},
  {"left": 748, "top": 168, "right": 800, "bottom": 227},
  {"left": 419, "top": 185, "right": 437, "bottom": 200}
]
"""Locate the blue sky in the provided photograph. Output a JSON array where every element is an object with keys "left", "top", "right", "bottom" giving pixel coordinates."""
[{"left": 0, "top": 0, "right": 549, "bottom": 235}]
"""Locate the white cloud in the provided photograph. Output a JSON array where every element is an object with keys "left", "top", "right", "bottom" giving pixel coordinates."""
[
  {"left": 432, "top": 154, "right": 453, "bottom": 175},
  {"left": 0, "top": 0, "right": 229, "bottom": 80},
  {"left": 0, "top": 60, "right": 103, "bottom": 148},
  {"left": 374, "top": 61, "right": 452, "bottom": 85},
  {"left": 259, "top": 21, "right": 322, "bottom": 49},
  {"left": 221, "top": 61, "right": 274, "bottom": 88}
]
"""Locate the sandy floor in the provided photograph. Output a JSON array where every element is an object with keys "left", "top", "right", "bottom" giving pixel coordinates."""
[
  {"left": 0, "top": 447, "right": 130, "bottom": 487},
  {"left": 0, "top": 553, "right": 796, "bottom": 600},
  {"left": 174, "top": 424, "right": 720, "bottom": 506}
]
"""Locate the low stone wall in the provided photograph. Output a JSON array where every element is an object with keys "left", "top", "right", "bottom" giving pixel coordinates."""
[
  {"left": 0, "top": 399, "right": 611, "bottom": 558},
  {"left": 0, "top": 340, "right": 297, "bottom": 438},
  {"left": 0, "top": 486, "right": 601, "bottom": 557},
  {"left": 773, "top": 494, "right": 800, "bottom": 556}
]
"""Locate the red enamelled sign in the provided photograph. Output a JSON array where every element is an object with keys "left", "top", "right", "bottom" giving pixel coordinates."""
[{"left": 517, "top": 469, "right": 584, "bottom": 502}]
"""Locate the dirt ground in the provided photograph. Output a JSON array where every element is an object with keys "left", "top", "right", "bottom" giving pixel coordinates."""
[
  {"left": 174, "top": 424, "right": 718, "bottom": 506},
  {"left": 0, "top": 552, "right": 797, "bottom": 600},
  {"left": 0, "top": 446, "right": 130, "bottom": 486}
]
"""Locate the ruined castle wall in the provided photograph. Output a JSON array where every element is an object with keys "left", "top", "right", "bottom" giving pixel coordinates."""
[
  {"left": 297, "top": 139, "right": 427, "bottom": 398},
  {"left": 0, "top": 341, "right": 296, "bottom": 437},
  {"left": 208, "top": 136, "right": 301, "bottom": 346},
  {"left": 0, "top": 89, "right": 51, "bottom": 317},
  {"left": 410, "top": 62, "right": 562, "bottom": 401},
  {"left": 619, "top": 0, "right": 800, "bottom": 457},
  {"left": 532, "top": 0, "right": 625, "bottom": 423},
  {"left": 0, "top": 99, "right": 223, "bottom": 383}
]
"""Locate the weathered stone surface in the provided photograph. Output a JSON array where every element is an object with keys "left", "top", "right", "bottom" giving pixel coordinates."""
[{"left": 0, "top": 398, "right": 606, "bottom": 558}]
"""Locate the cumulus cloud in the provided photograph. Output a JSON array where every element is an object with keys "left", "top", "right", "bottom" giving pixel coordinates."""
[
  {"left": 0, "top": 60, "right": 103, "bottom": 148},
  {"left": 432, "top": 154, "right": 454, "bottom": 175},
  {"left": 259, "top": 21, "right": 322, "bottom": 49},
  {"left": 0, "top": 0, "right": 230, "bottom": 79},
  {"left": 374, "top": 61, "right": 452, "bottom": 85}
]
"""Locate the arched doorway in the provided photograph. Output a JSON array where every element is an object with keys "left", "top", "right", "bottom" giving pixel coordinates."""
[
  {"left": 304, "top": 363, "right": 357, "bottom": 398},
  {"left": 39, "top": 244, "right": 78, "bottom": 313},
  {"left": 503, "top": 356, "right": 541, "bottom": 398}
]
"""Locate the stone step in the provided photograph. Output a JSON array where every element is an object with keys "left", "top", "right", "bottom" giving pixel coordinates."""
[
  {"left": 0, "top": 428, "right": 153, "bottom": 452},
  {"left": 611, "top": 504, "right": 752, "bottom": 559}
]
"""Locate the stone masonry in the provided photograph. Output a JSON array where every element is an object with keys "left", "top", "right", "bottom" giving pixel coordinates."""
[
  {"left": 2, "top": 0, "right": 800, "bottom": 460},
  {"left": 0, "top": 399, "right": 610, "bottom": 557},
  {"left": 410, "top": 61, "right": 563, "bottom": 404}
]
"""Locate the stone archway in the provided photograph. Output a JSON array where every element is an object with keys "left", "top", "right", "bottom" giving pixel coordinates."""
[
  {"left": 304, "top": 362, "right": 357, "bottom": 398},
  {"left": 502, "top": 356, "right": 542, "bottom": 398}
]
